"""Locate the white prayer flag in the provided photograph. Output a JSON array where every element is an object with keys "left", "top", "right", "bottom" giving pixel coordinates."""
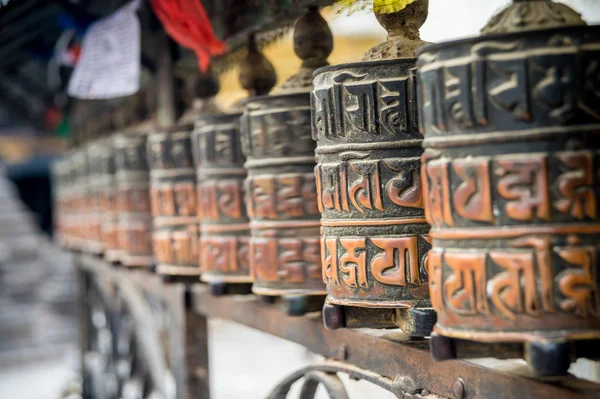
[{"left": 68, "top": 0, "right": 141, "bottom": 99}]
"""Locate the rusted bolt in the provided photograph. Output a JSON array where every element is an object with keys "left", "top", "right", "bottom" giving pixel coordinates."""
[
  {"left": 453, "top": 378, "right": 466, "bottom": 399},
  {"left": 392, "top": 375, "right": 418, "bottom": 396},
  {"left": 337, "top": 344, "right": 348, "bottom": 360}
]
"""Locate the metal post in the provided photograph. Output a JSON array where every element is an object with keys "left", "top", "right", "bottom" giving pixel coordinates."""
[
  {"left": 155, "top": 28, "right": 176, "bottom": 128},
  {"left": 166, "top": 285, "right": 210, "bottom": 399}
]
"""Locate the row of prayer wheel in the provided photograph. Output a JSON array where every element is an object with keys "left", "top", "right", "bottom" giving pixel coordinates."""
[{"left": 52, "top": 0, "right": 600, "bottom": 376}]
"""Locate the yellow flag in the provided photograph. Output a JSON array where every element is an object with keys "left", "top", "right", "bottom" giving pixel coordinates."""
[{"left": 336, "top": 0, "right": 417, "bottom": 15}]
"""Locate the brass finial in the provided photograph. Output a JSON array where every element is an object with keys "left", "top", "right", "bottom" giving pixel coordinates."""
[
  {"left": 179, "top": 68, "right": 221, "bottom": 124},
  {"left": 238, "top": 33, "right": 277, "bottom": 97},
  {"left": 363, "top": 0, "right": 429, "bottom": 61},
  {"left": 482, "top": 0, "right": 586, "bottom": 35},
  {"left": 277, "top": 6, "right": 333, "bottom": 93}
]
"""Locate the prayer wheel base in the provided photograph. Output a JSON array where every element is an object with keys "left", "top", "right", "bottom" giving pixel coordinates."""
[
  {"left": 104, "top": 250, "right": 123, "bottom": 263},
  {"left": 200, "top": 273, "right": 253, "bottom": 285},
  {"left": 156, "top": 264, "right": 201, "bottom": 277},
  {"left": 120, "top": 255, "right": 153, "bottom": 268},
  {"left": 430, "top": 334, "right": 600, "bottom": 377},
  {"left": 209, "top": 282, "right": 253, "bottom": 297},
  {"left": 323, "top": 303, "right": 436, "bottom": 338},
  {"left": 255, "top": 294, "right": 326, "bottom": 317}
]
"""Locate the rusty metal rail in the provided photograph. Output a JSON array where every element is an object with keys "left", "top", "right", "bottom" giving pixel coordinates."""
[{"left": 76, "top": 253, "right": 599, "bottom": 399}]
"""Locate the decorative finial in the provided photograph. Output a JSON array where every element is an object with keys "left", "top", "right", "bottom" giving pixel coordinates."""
[
  {"left": 482, "top": 0, "right": 586, "bottom": 35},
  {"left": 277, "top": 6, "right": 333, "bottom": 93},
  {"left": 179, "top": 67, "right": 221, "bottom": 124},
  {"left": 193, "top": 66, "right": 220, "bottom": 100},
  {"left": 238, "top": 33, "right": 277, "bottom": 97},
  {"left": 363, "top": 0, "right": 429, "bottom": 61}
]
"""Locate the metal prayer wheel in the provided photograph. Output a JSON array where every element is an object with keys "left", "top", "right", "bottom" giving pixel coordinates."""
[
  {"left": 59, "top": 154, "right": 76, "bottom": 249},
  {"left": 148, "top": 124, "right": 199, "bottom": 277},
  {"left": 70, "top": 148, "right": 89, "bottom": 252},
  {"left": 241, "top": 8, "right": 329, "bottom": 299},
  {"left": 94, "top": 137, "right": 120, "bottom": 262},
  {"left": 114, "top": 132, "right": 153, "bottom": 267},
  {"left": 51, "top": 158, "right": 67, "bottom": 248},
  {"left": 313, "top": 1, "right": 433, "bottom": 334},
  {"left": 417, "top": 0, "right": 600, "bottom": 375},
  {"left": 194, "top": 112, "right": 251, "bottom": 284},
  {"left": 85, "top": 140, "right": 106, "bottom": 255}
]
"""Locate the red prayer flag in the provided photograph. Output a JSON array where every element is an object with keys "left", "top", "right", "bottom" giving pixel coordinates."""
[{"left": 150, "top": 0, "right": 226, "bottom": 72}]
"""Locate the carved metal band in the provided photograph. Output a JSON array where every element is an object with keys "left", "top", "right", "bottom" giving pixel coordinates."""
[
  {"left": 152, "top": 224, "right": 199, "bottom": 272},
  {"left": 242, "top": 93, "right": 324, "bottom": 295},
  {"left": 114, "top": 133, "right": 153, "bottom": 267},
  {"left": 417, "top": 26, "right": 600, "bottom": 342},
  {"left": 193, "top": 113, "right": 251, "bottom": 282},
  {"left": 312, "top": 59, "right": 431, "bottom": 308},
  {"left": 148, "top": 129, "right": 199, "bottom": 275},
  {"left": 241, "top": 94, "right": 315, "bottom": 162}
]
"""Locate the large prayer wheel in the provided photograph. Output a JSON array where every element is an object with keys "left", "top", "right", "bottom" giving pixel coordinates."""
[
  {"left": 95, "top": 137, "right": 120, "bottom": 262},
  {"left": 418, "top": 0, "right": 600, "bottom": 375},
  {"left": 148, "top": 125, "right": 199, "bottom": 277},
  {"left": 114, "top": 131, "right": 153, "bottom": 267},
  {"left": 195, "top": 112, "right": 251, "bottom": 284},
  {"left": 313, "top": 0, "right": 433, "bottom": 334},
  {"left": 51, "top": 157, "right": 69, "bottom": 248},
  {"left": 241, "top": 8, "right": 330, "bottom": 298},
  {"left": 86, "top": 139, "right": 107, "bottom": 255},
  {"left": 70, "top": 148, "right": 90, "bottom": 252}
]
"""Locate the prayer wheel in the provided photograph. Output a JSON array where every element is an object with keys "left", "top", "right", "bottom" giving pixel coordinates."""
[
  {"left": 70, "top": 148, "right": 89, "bottom": 252},
  {"left": 241, "top": 8, "right": 330, "bottom": 301},
  {"left": 51, "top": 158, "right": 69, "bottom": 248},
  {"left": 149, "top": 74, "right": 220, "bottom": 279},
  {"left": 95, "top": 137, "right": 120, "bottom": 262},
  {"left": 418, "top": 0, "right": 600, "bottom": 375},
  {"left": 114, "top": 129, "right": 153, "bottom": 267},
  {"left": 148, "top": 125, "right": 199, "bottom": 277},
  {"left": 195, "top": 111, "right": 251, "bottom": 285},
  {"left": 313, "top": 0, "right": 434, "bottom": 334},
  {"left": 86, "top": 139, "right": 107, "bottom": 255},
  {"left": 60, "top": 155, "right": 76, "bottom": 250}
]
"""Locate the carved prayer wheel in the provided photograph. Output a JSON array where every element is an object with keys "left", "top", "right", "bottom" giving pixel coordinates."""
[
  {"left": 148, "top": 74, "right": 220, "bottom": 278},
  {"left": 114, "top": 130, "right": 153, "bottom": 267},
  {"left": 51, "top": 157, "right": 69, "bottom": 248},
  {"left": 59, "top": 154, "right": 77, "bottom": 250},
  {"left": 70, "top": 148, "right": 90, "bottom": 252},
  {"left": 313, "top": 0, "right": 434, "bottom": 333},
  {"left": 86, "top": 139, "right": 107, "bottom": 255},
  {"left": 194, "top": 111, "right": 251, "bottom": 284},
  {"left": 94, "top": 137, "right": 120, "bottom": 262},
  {"left": 148, "top": 124, "right": 199, "bottom": 277},
  {"left": 417, "top": 0, "right": 600, "bottom": 375},
  {"left": 241, "top": 8, "right": 329, "bottom": 300}
]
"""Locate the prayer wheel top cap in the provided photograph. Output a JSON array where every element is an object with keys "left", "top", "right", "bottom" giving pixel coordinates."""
[
  {"left": 180, "top": 69, "right": 222, "bottom": 125},
  {"left": 276, "top": 7, "right": 333, "bottom": 94},
  {"left": 481, "top": 0, "right": 586, "bottom": 35},
  {"left": 238, "top": 33, "right": 277, "bottom": 97},
  {"left": 363, "top": 0, "right": 429, "bottom": 61}
]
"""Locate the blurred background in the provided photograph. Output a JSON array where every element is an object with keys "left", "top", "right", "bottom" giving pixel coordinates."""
[{"left": 1, "top": 0, "right": 600, "bottom": 398}]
